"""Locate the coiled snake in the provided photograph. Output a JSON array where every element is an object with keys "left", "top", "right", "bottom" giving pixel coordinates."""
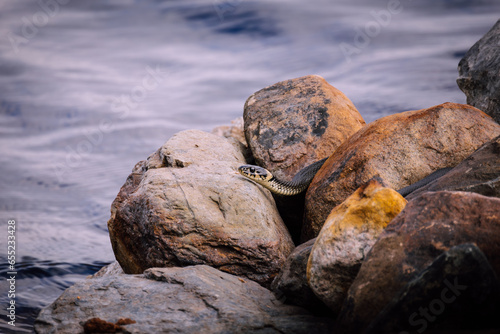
[{"left": 238, "top": 158, "right": 451, "bottom": 197}]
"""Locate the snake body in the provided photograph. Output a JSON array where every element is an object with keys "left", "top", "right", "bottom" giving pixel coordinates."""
[
  {"left": 238, "top": 158, "right": 451, "bottom": 197},
  {"left": 238, "top": 158, "right": 328, "bottom": 196}
]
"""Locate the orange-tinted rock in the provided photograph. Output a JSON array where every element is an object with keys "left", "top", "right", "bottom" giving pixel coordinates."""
[
  {"left": 243, "top": 74, "right": 365, "bottom": 182},
  {"left": 307, "top": 180, "right": 406, "bottom": 314},
  {"left": 335, "top": 191, "right": 500, "bottom": 333},
  {"left": 243, "top": 75, "right": 365, "bottom": 242},
  {"left": 303, "top": 103, "right": 500, "bottom": 241}
]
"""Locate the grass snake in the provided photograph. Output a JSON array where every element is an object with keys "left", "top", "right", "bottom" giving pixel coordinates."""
[{"left": 238, "top": 158, "right": 452, "bottom": 197}]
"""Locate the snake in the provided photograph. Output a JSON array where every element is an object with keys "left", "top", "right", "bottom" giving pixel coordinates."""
[{"left": 238, "top": 158, "right": 452, "bottom": 197}]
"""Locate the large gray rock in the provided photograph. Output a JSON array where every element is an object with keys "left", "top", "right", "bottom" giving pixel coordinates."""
[
  {"left": 107, "top": 129, "right": 294, "bottom": 286},
  {"left": 34, "top": 264, "right": 334, "bottom": 334},
  {"left": 458, "top": 19, "right": 500, "bottom": 124},
  {"left": 406, "top": 134, "right": 500, "bottom": 201}
]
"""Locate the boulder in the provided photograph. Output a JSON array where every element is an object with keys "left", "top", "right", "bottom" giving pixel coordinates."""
[
  {"left": 91, "top": 260, "right": 124, "bottom": 278},
  {"left": 457, "top": 19, "right": 500, "bottom": 124},
  {"left": 406, "top": 134, "right": 500, "bottom": 201},
  {"left": 107, "top": 129, "right": 294, "bottom": 286},
  {"left": 243, "top": 75, "right": 365, "bottom": 242},
  {"left": 303, "top": 102, "right": 500, "bottom": 241},
  {"left": 365, "top": 243, "right": 500, "bottom": 334},
  {"left": 271, "top": 238, "right": 329, "bottom": 313},
  {"left": 335, "top": 191, "right": 500, "bottom": 334},
  {"left": 243, "top": 74, "right": 365, "bottom": 181},
  {"left": 306, "top": 180, "right": 407, "bottom": 314},
  {"left": 211, "top": 117, "right": 253, "bottom": 163},
  {"left": 211, "top": 116, "right": 247, "bottom": 147},
  {"left": 34, "top": 264, "right": 334, "bottom": 334}
]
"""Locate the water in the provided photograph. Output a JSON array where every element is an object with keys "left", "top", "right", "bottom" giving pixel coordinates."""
[{"left": 0, "top": 0, "right": 498, "bottom": 331}]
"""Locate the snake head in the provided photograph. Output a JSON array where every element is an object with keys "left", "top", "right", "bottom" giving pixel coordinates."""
[{"left": 238, "top": 165, "right": 272, "bottom": 183}]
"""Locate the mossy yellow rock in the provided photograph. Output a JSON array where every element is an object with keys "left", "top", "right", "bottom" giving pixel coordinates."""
[{"left": 307, "top": 179, "right": 407, "bottom": 314}]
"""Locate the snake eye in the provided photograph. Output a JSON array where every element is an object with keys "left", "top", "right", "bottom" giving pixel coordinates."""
[{"left": 250, "top": 167, "right": 255, "bottom": 173}]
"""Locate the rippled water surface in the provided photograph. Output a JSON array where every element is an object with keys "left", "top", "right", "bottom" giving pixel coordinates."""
[{"left": 0, "top": 0, "right": 499, "bottom": 331}]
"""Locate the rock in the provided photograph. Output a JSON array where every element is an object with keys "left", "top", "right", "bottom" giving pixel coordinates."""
[
  {"left": 243, "top": 75, "right": 365, "bottom": 242},
  {"left": 365, "top": 243, "right": 500, "bottom": 334},
  {"left": 211, "top": 117, "right": 253, "bottom": 163},
  {"left": 406, "top": 135, "right": 500, "bottom": 201},
  {"left": 243, "top": 74, "right": 365, "bottom": 181},
  {"left": 335, "top": 191, "right": 500, "bottom": 334},
  {"left": 107, "top": 129, "right": 294, "bottom": 286},
  {"left": 271, "top": 238, "right": 329, "bottom": 313},
  {"left": 90, "top": 261, "right": 123, "bottom": 278},
  {"left": 303, "top": 102, "right": 500, "bottom": 241},
  {"left": 457, "top": 19, "right": 500, "bottom": 124},
  {"left": 34, "top": 265, "right": 334, "bottom": 334},
  {"left": 306, "top": 180, "right": 407, "bottom": 314},
  {"left": 212, "top": 117, "right": 246, "bottom": 146}
]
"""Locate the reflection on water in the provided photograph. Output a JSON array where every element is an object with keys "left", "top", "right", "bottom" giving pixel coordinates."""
[{"left": 0, "top": 0, "right": 499, "bottom": 330}]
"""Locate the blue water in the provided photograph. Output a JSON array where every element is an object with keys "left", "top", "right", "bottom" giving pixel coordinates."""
[{"left": 0, "top": 0, "right": 499, "bottom": 332}]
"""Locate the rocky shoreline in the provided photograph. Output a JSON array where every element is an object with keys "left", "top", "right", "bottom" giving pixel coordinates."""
[{"left": 35, "top": 20, "right": 500, "bottom": 334}]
